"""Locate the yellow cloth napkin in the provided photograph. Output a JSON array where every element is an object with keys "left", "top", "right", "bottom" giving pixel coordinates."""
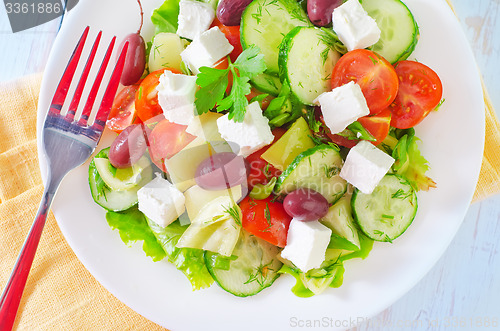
[
  {"left": 0, "top": 75, "right": 166, "bottom": 330},
  {"left": 0, "top": 51, "right": 498, "bottom": 330},
  {"left": 472, "top": 83, "right": 500, "bottom": 202}
]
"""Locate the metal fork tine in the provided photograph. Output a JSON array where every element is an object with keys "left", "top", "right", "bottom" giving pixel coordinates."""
[
  {"left": 48, "top": 26, "right": 90, "bottom": 117},
  {"left": 65, "top": 31, "right": 103, "bottom": 122},
  {"left": 0, "top": 28, "right": 130, "bottom": 330},
  {"left": 92, "top": 41, "right": 130, "bottom": 131},
  {"left": 77, "top": 36, "right": 116, "bottom": 127}
]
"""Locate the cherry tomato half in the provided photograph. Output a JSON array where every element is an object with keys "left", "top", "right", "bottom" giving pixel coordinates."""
[
  {"left": 147, "top": 119, "right": 196, "bottom": 172},
  {"left": 239, "top": 195, "right": 292, "bottom": 247},
  {"left": 357, "top": 108, "right": 392, "bottom": 144},
  {"left": 331, "top": 49, "right": 398, "bottom": 115},
  {"left": 135, "top": 68, "right": 182, "bottom": 122},
  {"left": 246, "top": 128, "right": 285, "bottom": 189},
  {"left": 211, "top": 18, "right": 243, "bottom": 62},
  {"left": 324, "top": 109, "right": 392, "bottom": 148},
  {"left": 389, "top": 60, "right": 443, "bottom": 129},
  {"left": 106, "top": 82, "right": 142, "bottom": 133}
]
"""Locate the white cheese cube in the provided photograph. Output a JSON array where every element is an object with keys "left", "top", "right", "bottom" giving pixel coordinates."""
[
  {"left": 181, "top": 27, "right": 234, "bottom": 74},
  {"left": 137, "top": 175, "right": 186, "bottom": 227},
  {"left": 340, "top": 140, "right": 395, "bottom": 194},
  {"left": 315, "top": 81, "right": 370, "bottom": 134},
  {"left": 332, "top": 0, "right": 381, "bottom": 51},
  {"left": 176, "top": 0, "right": 215, "bottom": 40},
  {"left": 216, "top": 102, "right": 274, "bottom": 157},
  {"left": 281, "top": 219, "right": 332, "bottom": 272},
  {"left": 157, "top": 71, "right": 198, "bottom": 125}
]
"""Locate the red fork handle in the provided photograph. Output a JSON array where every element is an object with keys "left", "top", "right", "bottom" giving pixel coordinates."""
[{"left": 0, "top": 187, "right": 55, "bottom": 330}]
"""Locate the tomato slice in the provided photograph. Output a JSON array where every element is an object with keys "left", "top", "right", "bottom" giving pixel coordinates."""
[
  {"left": 331, "top": 49, "right": 398, "bottom": 115},
  {"left": 106, "top": 82, "right": 142, "bottom": 133},
  {"left": 239, "top": 196, "right": 292, "bottom": 247},
  {"left": 389, "top": 60, "right": 443, "bottom": 129},
  {"left": 211, "top": 18, "right": 243, "bottom": 62},
  {"left": 357, "top": 108, "right": 392, "bottom": 145},
  {"left": 135, "top": 68, "right": 182, "bottom": 122},
  {"left": 147, "top": 119, "right": 196, "bottom": 172},
  {"left": 324, "top": 109, "right": 391, "bottom": 148},
  {"left": 246, "top": 128, "right": 285, "bottom": 189}
]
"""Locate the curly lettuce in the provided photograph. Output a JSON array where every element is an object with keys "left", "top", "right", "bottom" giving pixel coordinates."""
[
  {"left": 151, "top": 0, "right": 180, "bottom": 34},
  {"left": 392, "top": 129, "right": 436, "bottom": 191},
  {"left": 147, "top": 219, "right": 214, "bottom": 290},
  {"left": 106, "top": 208, "right": 166, "bottom": 262}
]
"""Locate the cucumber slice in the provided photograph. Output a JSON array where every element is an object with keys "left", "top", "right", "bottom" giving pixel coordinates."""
[
  {"left": 279, "top": 27, "right": 340, "bottom": 105},
  {"left": 320, "top": 196, "right": 361, "bottom": 251},
  {"left": 240, "top": 0, "right": 310, "bottom": 74},
  {"left": 275, "top": 144, "right": 347, "bottom": 204},
  {"left": 88, "top": 148, "right": 153, "bottom": 212},
  {"left": 362, "top": 0, "right": 419, "bottom": 63},
  {"left": 250, "top": 72, "right": 282, "bottom": 96},
  {"left": 204, "top": 231, "right": 282, "bottom": 297},
  {"left": 352, "top": 174, "right": 417, "bottom": 242},
  {"left": 94, "top": 156, "right": 151, "bottom": 191}
]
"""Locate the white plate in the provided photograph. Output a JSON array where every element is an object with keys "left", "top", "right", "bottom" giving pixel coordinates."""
[{"left": 37, "top": 0, "right": 485, "bottom": 330}]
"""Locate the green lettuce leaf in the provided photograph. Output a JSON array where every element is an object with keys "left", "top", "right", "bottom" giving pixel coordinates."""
[
  {"left": 392, "top": 129, "right": 436, "bottom": 191},
  {"left": 151, "top": 0, "right": 180, "bottom": 34},
  {"left": 147, "top": 219, "right": 214, "bottom": 290},
  {"left": 106, "top": 208, "right": 166, "bottom": 262}
]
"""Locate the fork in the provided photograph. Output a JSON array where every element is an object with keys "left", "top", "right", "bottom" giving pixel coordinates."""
[{"left": 0, "top": 26, "right": 128, "bottom": 330}]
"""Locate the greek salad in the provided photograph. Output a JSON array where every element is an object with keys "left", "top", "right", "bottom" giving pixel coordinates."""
[{"left": 88, "top": 0, "right": 443, "bottom": 297}]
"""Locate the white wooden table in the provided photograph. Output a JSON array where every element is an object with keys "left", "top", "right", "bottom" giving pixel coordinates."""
[{"left": 1, "top": 1, "right": 499, "bottom": 330}]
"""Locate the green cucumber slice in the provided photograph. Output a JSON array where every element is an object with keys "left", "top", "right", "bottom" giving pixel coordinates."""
[
  {"left": 362, "top": 0, "right": 419, "bottom": 63},
  {"left": 275, "top": 144, "right": 347, "bottom": 204},
  {"left": 240, "top": 0, "right": 310, "bottom": 74},
  {"left": 320, "top": 196, "right": 361, "bottom": 250},
  {"left": 250, "top": 72, "right": 282, "bottom": 96},
  {"left": 94, "top": 156, "right": 151, "bottom": 191},
  {"left": 279, "top": 27, "right": 340, "bottom": 105},
  {"left": 352, "top": 174, "right": 417, "bottom": 242},
  {"left": 204, "top": 231, "right": 282, "bottom": 297},
  {"left": 88, "top": 148, "right": 153, "bottom": 212}
]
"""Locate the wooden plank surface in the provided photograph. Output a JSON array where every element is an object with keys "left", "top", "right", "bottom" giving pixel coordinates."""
[
  {"left": 0, "top": 9, "right": 60, "bottom": 81},
  {"left": 0, "top": 1, "right": 499, "bottom": 330}
]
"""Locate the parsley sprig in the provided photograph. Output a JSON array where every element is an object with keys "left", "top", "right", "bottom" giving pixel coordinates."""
[{"left": 195, "top": 46, "right": 266, "bottom": 122}]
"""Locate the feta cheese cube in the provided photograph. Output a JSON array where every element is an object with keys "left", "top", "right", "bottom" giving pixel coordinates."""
[
  {"left": 181, "top": 27, "right": 234, "bottom": 74},
  {"left": 216, "top": 102, "right": 274, "bottom": 157},
  {"left": 281, "top": 219, "right": 332, "bottom": 272},
  {"left": 137, "top": 175, "right": 186, "bottom": 227},
  {"left": 157, "top": 71, "right": 198, "bottom": 125},
  {"left": 176, "top": 0, "right": 215, "bottom": 40},
  {"left": 315, "top": 81, "right": 370, "bottom": 134},
  {"left": 340, "top": 140, "right": 395, "bottom": 194},
  {"left": 332, "top": 0, "right": 381, "bottom": 51}
]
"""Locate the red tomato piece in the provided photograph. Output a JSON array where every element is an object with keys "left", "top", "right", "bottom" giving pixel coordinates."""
[
  {"left": 239, "top": 196, "right": 292, "bottom": 247},
  {"left": 147, "top": 119, "right": 196, "bottom": 172},
  {"left": 245, "top": 88, "right": 273, "bottom": 110},
  {"left": 331, "top": 49, "right": 399, "bottom": 115},
  {"left": 135, "top": 68, "right": 182, "bottom": 122},
  {"left": 389, "top": 60, "right": 443, "bottom": 129},
  {"left": 106, "top": 82, "right": 142, "bottom": 133},
  {"left": 211, "top": 18, "right": 243, "bottom": 62},
  {"left": 246, "top": 128, "right": 285, "bottom": 189},
  {"left": 323, "top": 109, "right": 391, "bottom": 148},
  {"left": 357, "top": 108, "right": 392, "bottom": 145}
]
